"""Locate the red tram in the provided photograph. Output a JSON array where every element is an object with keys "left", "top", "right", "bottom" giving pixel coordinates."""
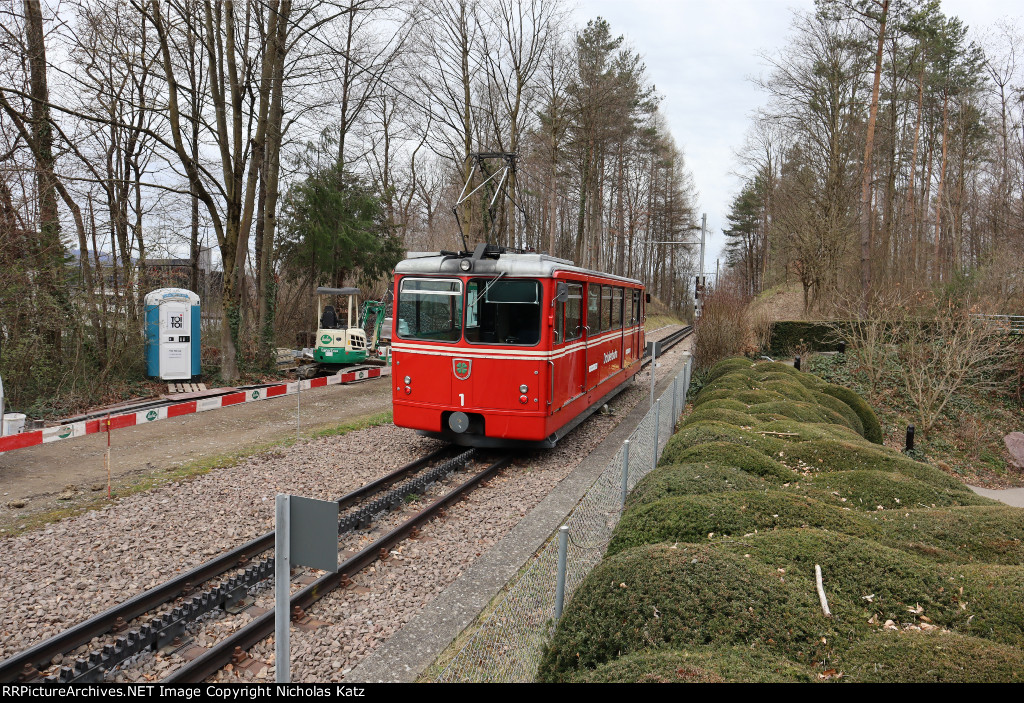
[{"left": 391, "top": 245, "right": 647, "bottom": 447}]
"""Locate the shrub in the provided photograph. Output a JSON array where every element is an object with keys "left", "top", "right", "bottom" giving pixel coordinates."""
[
  {"left": 626, "top": 462, "right": 771, "bottom": 507},
  {"left": 871, "top": 505, "right": 1024, "bottom": 565},
  {"left": 607, "top": 491, "right": 867, "bottom": 556},
  {"left": 780, "top": 440, "right": 971, "bottom": 492},
  {"left": 705, "top": 357, "right": 755, "bottom": 384},
  {"left": 655, "top": 440, "right": 790, "bottom": 478},
  {"left": 747, "top": 400, "right": 831, "bottom": 424},
  {"left": 817, "top": 384, "right": 883, "bottom": 444},
  {"left": 811, "top": 391, "right": 865, "bottom": 437},
  {"left": 752, "top": 420, "right": 864, "bottom": 443},
  {"left": 563, "top": 647, "right": 814, "bottom": 683},
  {"left": 807, "top": 470, "right": 993, "bottom": 512},
  {"left": 768, "top": 321, "right": 838, "bottom": 357},
  {"left": 536, "top": 543, "right": 830, "bottom": 680},
  {"left": 684, "top": 406, "right": 760, "bottom": 428},
  {"left": 838, "top": 630, "right": 1024, "bottom": 683}
]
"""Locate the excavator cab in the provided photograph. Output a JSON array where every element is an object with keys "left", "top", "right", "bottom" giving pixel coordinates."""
[{"left": 313, "top": 287, "right": 368, "bottom": 366}]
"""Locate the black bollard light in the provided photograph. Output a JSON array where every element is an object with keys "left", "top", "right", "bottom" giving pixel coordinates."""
[
  {"left": 905, "top": 425, "right": 915, "bottom": 453},
  {"left": 794, "top": 356, "right": 801, "bottom": 371},
  {"left": 838, "top": 340, "right": 846, "bottom": 354}
]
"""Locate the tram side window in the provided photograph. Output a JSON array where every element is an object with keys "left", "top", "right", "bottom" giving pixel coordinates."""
[
  {"left": 632, "top": 289, "right": 639, "bottom": 325},
  {"left": 465, "top": 279, "right": 541, "bottom": 346},
  {"left": 396, "top": 278, "right": 463, "bottom": 342},
  {"left": 612, "top": 288, "right": 623, "bottom": 329},
  {"left": 601, "top": 286, "right": 612, "bottom": 332},
  {"left": 565, "top": 283, "right": 583, "bottom": 341},
  {"left": 587, "top": 285, "right": 600, "bottom": 335}
]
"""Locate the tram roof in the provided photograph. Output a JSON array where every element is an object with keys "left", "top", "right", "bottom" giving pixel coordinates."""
[{"left": 394, "top": 251, "right": 644, "bottom": 287}]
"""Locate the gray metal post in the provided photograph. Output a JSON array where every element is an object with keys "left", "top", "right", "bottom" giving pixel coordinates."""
[
  {"left": 652, "top": 399, "right": 661, "bottom": 470},
  {"left": 296, "top": 378, "right": 301, "bottom": 441},
  {"left": 649, "top": 345, "right": 657, "bottom": 408},
  {"left": 275, "top": 494, "right": 291, "bottom": 683},
  {"left": 554, "top": 525, "right": 569, "bottom": 619},
  {"left": 670, "top": 377, "right": 678, "bottom": 428},
  {"left": 620, "top": 440, "right": 631, "bottom": 507}
]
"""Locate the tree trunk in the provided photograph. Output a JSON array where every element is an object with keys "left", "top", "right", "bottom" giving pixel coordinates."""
[{"left": 859, "top": 0, "right": 888, "bottom": 312}]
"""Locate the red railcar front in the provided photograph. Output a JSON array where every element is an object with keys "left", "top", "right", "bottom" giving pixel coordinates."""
[{"left": 391, "top": 248, "right": 645, "bottom": 448}]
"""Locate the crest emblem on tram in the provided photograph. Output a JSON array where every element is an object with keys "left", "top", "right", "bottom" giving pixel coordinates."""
[{"left": 453, "top": 359, "right": 472, "bottom": 380}]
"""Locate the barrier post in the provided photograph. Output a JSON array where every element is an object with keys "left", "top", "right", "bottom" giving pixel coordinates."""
[{"left": 554, "top": 525, "right": 569, "bottom": 619}]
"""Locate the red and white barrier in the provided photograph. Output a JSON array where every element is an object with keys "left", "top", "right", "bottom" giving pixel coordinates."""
[{"left": 0, "top": 366, "right": 391, "bottom": 455}]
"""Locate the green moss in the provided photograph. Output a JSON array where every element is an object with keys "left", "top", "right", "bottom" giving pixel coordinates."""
[
  {"left": 536, "top": 543, "right": 829, "bottom": 680},
  {"left": 626, "top": 462, "right": 771, "bottom": 507},
  {"left": 839, "top": 630, "right": 1024, "bottom": 683},
  {"left": 561, "top": 647, "right": 815, "bottom": 683},
  {"left": 811, "top": 391, "right": 865, "bottom": 437},
  {"left": 817, "top": 384, "right": 883, "bottom": 444},
  {"left": 608, "top": 491, "right": 867, "bottom": 556},
  {"left": 780, "top": 440, "right": 972, "bottom": 492}
]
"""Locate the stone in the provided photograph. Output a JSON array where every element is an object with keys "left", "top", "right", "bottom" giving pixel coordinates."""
[{"left": 1005, "top": 432, "right": 1024, "bottom": 469}]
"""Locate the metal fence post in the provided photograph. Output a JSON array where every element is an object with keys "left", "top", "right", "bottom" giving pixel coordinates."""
[
  {"left": 649, "top": 345, "right": 657, "bottom": 408},
  {"left": 670, "top": 377, "right": 678, "bottom": 428},
  {"left": 620, "top": 440, "right": 630, "bottom": 508},
  {"left": 652, "top": 399, "right": 661, "bottom": 471},
  {"left": 554, "top": 525, "right": 569, "bottom": 620},
  {"left": 296, "top": 378, "right": 301, "bottom": 441}
]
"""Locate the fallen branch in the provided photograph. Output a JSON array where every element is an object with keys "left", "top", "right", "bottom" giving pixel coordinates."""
[
  {"left": 815, "top": 564, "right": 831, "bottom": 617},
  {"left": 756, "top": 431, "right": 801, "bottom": 437}
]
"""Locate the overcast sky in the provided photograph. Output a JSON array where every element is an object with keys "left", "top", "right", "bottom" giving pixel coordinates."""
[{"left": 572, "top": 0, "right": 1023, "bottom": 278}]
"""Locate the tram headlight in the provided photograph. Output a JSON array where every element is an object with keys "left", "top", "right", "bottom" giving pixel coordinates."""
[
  {"left": 404, "top": 376, "right": 412, "bottom": 384},
  {"left": 460, "top": 259, "right": 472, "bottom": 272},
  {"left": 519, "top": 384, "right": 528, "bottom": 393}
]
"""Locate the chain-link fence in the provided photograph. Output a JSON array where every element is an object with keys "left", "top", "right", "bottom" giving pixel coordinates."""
[{"left": 431, "top": 354, "right": 693, "bottom": 682}]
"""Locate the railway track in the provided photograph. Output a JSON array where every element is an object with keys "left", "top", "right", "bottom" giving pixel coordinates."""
[
  {"left": 2, "top": 323, "right": 692, "bottom": 684},
  {"left": 0, "top": 445, "right": 479, "bottom": 684}
]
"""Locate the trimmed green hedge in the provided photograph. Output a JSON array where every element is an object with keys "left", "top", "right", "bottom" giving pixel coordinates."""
[
  {"left": 540, "top": 347, "right": 1023, "bottom": 683},
  {"left": 768, "top": 321, "right": 841, "bottom": 356},
  {"left": 817, "top": 383, "right": 883, "bottom": 444}
]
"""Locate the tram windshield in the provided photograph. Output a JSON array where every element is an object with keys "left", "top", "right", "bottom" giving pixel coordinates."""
[
  {"left": 396, "top": 278, "right": 463, "bottom": 342},
  {"left": 465, "top": 279, "right": 541, "bottom": 346}
]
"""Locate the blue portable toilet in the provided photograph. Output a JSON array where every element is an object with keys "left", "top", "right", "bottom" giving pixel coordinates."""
[{"left": 145, "top": 288, "right": 201, "bottom": 380}]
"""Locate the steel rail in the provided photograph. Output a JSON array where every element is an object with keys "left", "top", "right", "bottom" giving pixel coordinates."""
[
  {"left": 165, "top": 455, "right": 513, "bottom": 683},
  {"left": 0, "top": 445, "right": 453, "bottom": 683}
]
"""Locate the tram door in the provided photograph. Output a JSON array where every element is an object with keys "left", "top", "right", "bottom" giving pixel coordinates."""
[
  {"left": 585, "top": 283, "right": 602, "bottom": 392},
  {"left": 628, "top": 289, "right": 641, "bottom": 366}
]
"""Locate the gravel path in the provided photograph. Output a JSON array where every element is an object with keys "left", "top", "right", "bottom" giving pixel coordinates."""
[{"left": 0, "top": 327, "right": 690, "bottom": 683}]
